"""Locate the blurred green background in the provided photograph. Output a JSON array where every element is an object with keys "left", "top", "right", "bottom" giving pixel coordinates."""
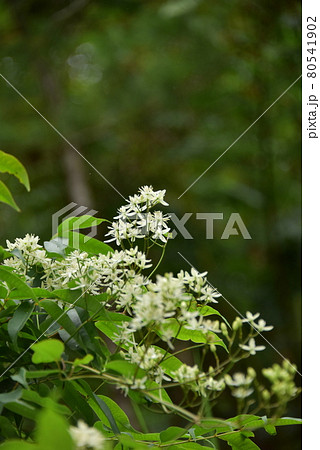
[{"left": 0, "top": 0, "right": 301, "bottom": 448}]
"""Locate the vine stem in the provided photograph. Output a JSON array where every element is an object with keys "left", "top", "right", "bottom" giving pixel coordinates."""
[{"left": 148, "top": 242, "right": 167, "bottom": 279}]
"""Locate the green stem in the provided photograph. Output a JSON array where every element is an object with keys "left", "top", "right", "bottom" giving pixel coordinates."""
[
  {"left": 131, "top": 399, "right": 149, "bottom": 433},
  {"left": 148, "top": 243, "right": 167, "bottom": 279}
]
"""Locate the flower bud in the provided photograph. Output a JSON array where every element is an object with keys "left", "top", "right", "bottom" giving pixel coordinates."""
[
  {"left": 220, "top": 322, "right": 228, "bottom": 337},
  {"left": 262, "top": 389, "right": 270, "bottom": 401},
  {"left": 247, "top": 367, "right": 256, "bottom": 379},
  {"left": 232, "top": 317, "right": 242, "bottom": 331}
]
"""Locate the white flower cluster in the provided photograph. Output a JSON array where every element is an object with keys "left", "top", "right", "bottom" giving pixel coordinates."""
[
  {"left": 125, "top": 270, "right": 221, "bottom": 341},
  {"left": 69, "top": 420, "right": 105, "bottom": 449},
  {"left": 178, "top": 268, "right": 221, "bottom": 303},
  {"left": 4, "top": 237, "right": 151, "bottom": 300},
  {"left": 4, "top": 234, "right": 51, "bottom": 281},
  {"left": 225, "top": 368, "right": 256, "bottom": 399},
  {"left": 242, "top": 311, "right": 274, "bottom": 332},
  {"left": 45, "top": 247, "right": 151, "bottom": 300},
  {"left": 127, "top": 273, "right": 186, "bottom": 332},
  {"left": 105, "top": 186, "right": 171, "bottom": 246},
  {"left": 180, "top": 303, "right": 221, "bottom": 335},
  {"left": 2, "top": 187, "right": 294, "bottom": 414},
  {"left": 172, "top": 364, "right": 225, "bottom": 397},
  {"left": 124, "top": 345, "right": 163, "bottom": 371},
  {"left": 116, "top": 376, "right": 148, "bottom": 396}
]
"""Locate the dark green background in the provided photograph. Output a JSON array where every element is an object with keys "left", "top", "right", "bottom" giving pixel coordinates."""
[{"left": 0, "top": 1, "right": 301, "bottom": 448}]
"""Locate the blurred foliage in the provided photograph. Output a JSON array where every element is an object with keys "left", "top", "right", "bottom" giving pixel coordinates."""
[{"left": 0, "top": 0, "right": 301, "bottom": 448}]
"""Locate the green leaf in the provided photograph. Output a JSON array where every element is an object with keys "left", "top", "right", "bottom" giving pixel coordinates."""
[
  {"left": 153, "top": 346, "right": 183, "bottom": 377},
  {"left": 42, "top": 289, "right": 109, "bottom": 319},
  {"left": 4, "top": 400, "right": 37, "bottom": 420},
  {"left": 144, "top": 380, "right": 173, "bottom": 405},
  {"left": 21, "top": 390, "right": 71, "bottom": 416},
  {"left": 0, "top": 284, "right": 8, "bottom": 299},
  {"left": 32, "top": 339, "right": 64, "bottom": 364},
  {"left": 8, "top": 301, "right": 34, "bottom": 346},
  {"left": 0, "top": 150, "right": 30, "bottom": 190},
  {"left": 0, "top": 441, "right": 40, "bottom": 450},
  {"left": 217, "top": 431, "right": 259, "bottom": 449},
  {"left": 57, "top": 215, "right": 106, "bottom": 235},
  {"left": 0, "top": 245, "right": 12, "bottom": 263},
  {"left": 227, "top": 415, "right": 263, "bottom": 430},
  {"left": 159, "top": 318, "right": 227, "bottom": 351},
  {"left": 73, "top": 354, "right": 94, "bottom": 367},
  {"left": 0, "top": 266, "right": 37, "bottom": 301},
  {"left": 105, "top": 360, "right": 145, "bottom": 379},
  {"left": 67, "top": 231, "right": 113, "bottom": 255},
  {"left": 36, "top": 408, "right": 73, "bottom": 450},
  {"left": 0, "top": 416, "right": 19, "bottom": 439},
  {"left": 63, "top": 380, "right": 97, "bottom": 424},
  {"left": 271, "top": 417, "right": 302, "bottom": 427},
  {"left": 96, "top": 314, "right": 132, "bottom": 346},
  {"left": 189, "top": 303, "right": 230, "bottom": 327},
  {"left": 169, "top": 443, "right": 214, "bottom": 449},
  {"left": 0, "top": 180, "right": 20, "bottom": 211},
  {"left": 74, "top": 379, "right": 120, "bottom": 435},
  {"left": 91, "top": 395, "right": 130, "bottom": 431},
  {"left": 264, "top": 423, "right": 277, "bottom": 435},
  {"left": 25, "top": 369, "right": 62, "bottom": 379},
  {"left": 0, "top": 388, "right": 22, "bottom": 404},
  {"left": 40, "top": 300, "right": 79, "bottom": 338},
  {"left": 116, "top": 433, "right": 150, "bottom": 449},
  {"left": 220, "top": 414, "right": 302, "bottom": 436},
  {"left": 160, "top": 426, "right": 187, "bottom": 442},
  {"left": 11, "top": 368, "right": 28, "bottom": 389}
]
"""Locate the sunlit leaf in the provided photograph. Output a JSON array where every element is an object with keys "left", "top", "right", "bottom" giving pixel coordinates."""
[
  {"left": 0, "top": 150, "right": 30, "bottom": 191},
  {"left": 0, "top": 180, "right": 20, "bottom": 211},
  {"left": 31, "top": 339, "right": 64, "bottom": 364}
]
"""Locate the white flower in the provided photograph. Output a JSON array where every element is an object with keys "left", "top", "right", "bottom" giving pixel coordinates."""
[
  {"left": 203, "top": 377, "right": 225, "bottom": 391},
  {"left": 118, "top": 376, "right": 148, "bottom": 394},
  {"left": 105, "top": 219, "right": 142, "bottom": 245},
  {"left": 131, "top": 376, "right": 147, "bottom": 390},
  {"left": 125, "top": 345, "right": 163, "bottom": 370},
  {"left": 6, "top": 234, "right": 41, "bottom": 252},
  {"left": 130, "top": 291, "right": 166, "bottom": 330},
  {"left": 225, "top": 372, "right": 254, "bottom": 387},
  {"left": 116, "top": 279, "right": 146, "bottom": 308},
  {"left": 178, "top": 268, "right": 220, "bottom": 303},
  {"left": 241, "top": 313, "right": 273, "bottom": 332},
  {"left": 254, "top": 319, "right": 273, "bottom": 332},
  {"left": 239, "top": 338, "right": 265, "bottom": 355},
  {"left": 178, "top": 267, "right": 207, "bottom": 293},
  {"left": 4, "top": 234, "right": 51, "bottom": 281},
  {"left": 199, "top": 285, "right": 221, "bottom": 303},
  {"left": 232, "top": 387, "right": 254, "bottom": 399},
  {"left": 69, "top": 420, "right": 105, "bottom": 449},
  {"left": 242, "top": 311, "right": 260, "bottom": 323},
  {"left": 225, "top": 370, "right": 255, "bottom": 399},
  {"left": 105, "top": 187, "right": 170, "bottom": 246},
  {"left": 138, "top": 186, "right": 169, "bottom": 207},
  {"left": 173, "top": 364, "right": 200, "bottom": 385}
]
